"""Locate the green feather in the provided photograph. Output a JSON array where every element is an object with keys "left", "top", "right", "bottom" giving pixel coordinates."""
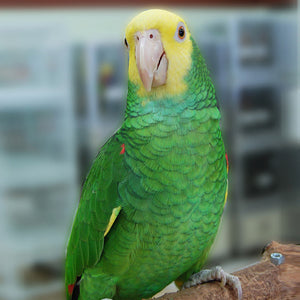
[{"left": 65, "top": 28, "right": 227, "bottom": 300}]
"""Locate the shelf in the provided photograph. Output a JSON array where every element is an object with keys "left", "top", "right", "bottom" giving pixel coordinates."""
[
  {"left": 0, "top": 278, "right": 63, "bottom": 300},
  {"left": 234, "top": 193, "right": 281, "bottom": 213},
  {"left": 0, "top": 227, "right": 69, "bottom": 266},
  {"left": 103, "top": 85, "right": 125, "bottom": 103},
  {"left": 231, "top": 67, "right": 279, "bottom": 88},
  {"left": 238, "top": 110, "right": 272, "bottom": 127},
  {"left": 234, "top": 131, "right": 281, "bottom": 154},
  {"left": 0, "top": 155, "right": 76, "bottom": 189},
  {"left": 0, "top": 88, "right": 70, "bottom": 110}
]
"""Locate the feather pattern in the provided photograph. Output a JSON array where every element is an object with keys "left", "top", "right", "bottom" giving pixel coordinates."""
[{"left": 65, "top": 15, "right": 227, "bottom": 299}]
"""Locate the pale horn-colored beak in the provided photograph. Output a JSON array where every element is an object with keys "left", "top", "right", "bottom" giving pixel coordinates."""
[{"left": 135, "top": 29, "right": 168, "bottom": 92}]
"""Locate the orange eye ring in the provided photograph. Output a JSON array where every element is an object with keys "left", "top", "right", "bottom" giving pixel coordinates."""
[{"left": 178, "top": 26, "right": 185, "bottom": 39}]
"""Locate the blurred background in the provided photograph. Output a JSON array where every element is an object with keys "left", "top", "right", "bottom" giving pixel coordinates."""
[{"left": 0, "top": 1, "right": 298, "bottom": 299}]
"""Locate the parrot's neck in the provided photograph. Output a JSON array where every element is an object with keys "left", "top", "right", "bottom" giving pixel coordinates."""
[
  {"left": 124, "top": 38, "right": 217, "bottom": 121},
  {"left": 117, "top": 39, "right": 225, "bottom": 218}
]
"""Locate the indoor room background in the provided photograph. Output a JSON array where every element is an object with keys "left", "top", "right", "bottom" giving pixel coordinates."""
[{"left": 0, "top": 2, "right": 298, "bottom": 299}]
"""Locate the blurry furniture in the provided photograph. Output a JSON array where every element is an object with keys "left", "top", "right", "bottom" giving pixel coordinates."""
[
  {"left": 74, "top": 42, "right": 126, "bottom": 181},
  {"left": 197, "top": 14, "right": 298, "bottom": 255},
  {"left": 0, "top": 25, "right": 77, "bottom": 299},
  {"left": 227, "top": 16, "right": 298, "bottom": 253}
]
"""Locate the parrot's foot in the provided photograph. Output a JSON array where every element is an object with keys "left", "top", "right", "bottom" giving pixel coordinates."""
[{"left": 182, "top": 266, "right": 242, "bottom": 300}]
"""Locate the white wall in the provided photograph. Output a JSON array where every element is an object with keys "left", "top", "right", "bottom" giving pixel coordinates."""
[{"left": 0, "top": 7, "right": 295, "bottom": 43}]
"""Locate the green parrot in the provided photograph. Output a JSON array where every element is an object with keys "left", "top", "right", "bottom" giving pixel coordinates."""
[{"left": 65, "top": 9, "right": 240, "bottom": 300}]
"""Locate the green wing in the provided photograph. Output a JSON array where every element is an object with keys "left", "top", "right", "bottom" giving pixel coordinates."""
[{"left": 65, "top": 134, "right": 126, "bottom": 298}]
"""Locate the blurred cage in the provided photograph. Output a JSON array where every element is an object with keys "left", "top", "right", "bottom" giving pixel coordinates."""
[{"left": 0, "top": 24, "right": 77, "bottom": 300}]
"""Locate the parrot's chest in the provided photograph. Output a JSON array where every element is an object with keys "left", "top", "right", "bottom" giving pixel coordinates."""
[
  {"left": 104, "top": 117, "right": 227, "bottom": 299},
  {"left": 121, "top": 125, "right": 225, "bottom": 253},
  {"left": 113, "top": 143, "right": 224, "bottom": 298}
]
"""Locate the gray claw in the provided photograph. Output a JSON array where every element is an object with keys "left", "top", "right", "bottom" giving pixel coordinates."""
[{"left": 183, "top": 266, "right": 242, "bottom": 300}]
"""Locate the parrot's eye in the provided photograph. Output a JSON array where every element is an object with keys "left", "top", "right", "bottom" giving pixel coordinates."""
[
  {"left": 174, "top": 22, "right": 186, "bottom": 42},
  {"left": 178, "top": 26, "right": 185, "bottom": 39},
  {"left": 124, "top": 38, "right": 128, "bottom": 48}
]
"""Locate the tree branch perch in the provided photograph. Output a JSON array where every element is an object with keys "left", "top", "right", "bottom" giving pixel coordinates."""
[{"left": 155, "top": 241, "right": 300, "bottom": 300}]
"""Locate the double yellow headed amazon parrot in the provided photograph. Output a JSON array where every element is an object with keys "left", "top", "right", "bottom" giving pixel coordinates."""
[{"left": 65, "top": 9, "right": 242, "bottom": 300}]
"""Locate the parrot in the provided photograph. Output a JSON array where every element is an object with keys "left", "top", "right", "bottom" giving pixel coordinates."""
[{"left": 65, "top": 9, "right": 241, "bottom": 300}]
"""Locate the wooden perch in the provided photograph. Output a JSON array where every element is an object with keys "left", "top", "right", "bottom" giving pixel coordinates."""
[{"left": 155, "top": 241, "right": 300, "bottom": 300}]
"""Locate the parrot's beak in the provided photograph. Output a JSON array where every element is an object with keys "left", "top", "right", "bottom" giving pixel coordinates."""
[{"left": 135, "top": 30, "right": 168, "bottom": 92}]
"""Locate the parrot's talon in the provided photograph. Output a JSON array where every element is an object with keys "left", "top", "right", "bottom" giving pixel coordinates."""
[{"left": 183, "top": 266, "right": 242, "bottom": 300}]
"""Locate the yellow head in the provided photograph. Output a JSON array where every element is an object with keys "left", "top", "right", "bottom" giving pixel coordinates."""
[{"left": 125, "top": 9, "right": 193, "bottom": 98}]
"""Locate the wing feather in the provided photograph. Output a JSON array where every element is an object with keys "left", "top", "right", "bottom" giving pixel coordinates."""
[{"left": 65, "top": 135, "right": 126, "bottom": 297}]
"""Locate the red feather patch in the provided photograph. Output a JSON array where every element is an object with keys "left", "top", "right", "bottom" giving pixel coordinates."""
[
  {"left": 68, "top": 283, "right": 75, "bottom": 295},
  {"left": 225, "top": 153, "right": 229, "bottom": 171},
  {"left": 120, "top": 144, "right": 125, "bottom": 155}
]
